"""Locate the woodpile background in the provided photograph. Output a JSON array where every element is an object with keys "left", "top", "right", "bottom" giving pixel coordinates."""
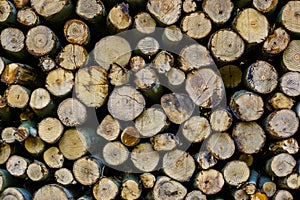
[{"left": 0, "top": 0, "right": 300, "bottom": 199}]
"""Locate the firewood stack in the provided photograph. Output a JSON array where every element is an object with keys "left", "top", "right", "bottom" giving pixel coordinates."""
[{"left": 0, "top": 0, "right": 300, "bottom": 199}]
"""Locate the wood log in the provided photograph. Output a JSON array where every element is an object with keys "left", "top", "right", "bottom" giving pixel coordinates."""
[
  {"left": 146, "top": 0, "right": 182, "bottom": 26},
  {"left": 32, "top": 184, "right": 74, "bottom": 200},
  {"left": 6, "top": 155, "right": 30, "bottom": 178},
  {"left": 279, "top": 71, "right": 300, "bottom": 97},
  {"left": 153, "top": 176, "right": 187, "bottom": 200},
  {"left": 137, "top": 36, "right": 160, "bottom": 58},
  {"left": 0, "top": 169, "right": 15, "bottom": 192},
  {"left": 57, "top": 98, "right": 87, "bottom": 127},
  {"left": 182, "top": 0, "right": 197, "bottom": 13},
  {"left": 241, "top": 170, "right": 259, "bottom": 195},
  {"left": 179, "top": 44, "right": 214, "bottom": 72},
  {"left": 29, "top": 88, "right": 55, "bottom": 116},
  {"left": 161, "top": 25, "right": 183, "bottom": 48},
  {"left": 272, "top": 190, "right": 293, "bottom": 200},
  {"left": 102, "top": 141, "right": 129, "bottom": 166},
  {"left": 130, "top": 143, "right": 160, "bottom": 172},
  {"left": 121, "top": 176, "right": 142, "bottom": 200},
  {"left": 262, "top": 27, "right": 290, "bottom": 55},
  {"left": 282, "top": 40, "right": 300, "bottom": 72},
  {"left": 209, "top": 108, "right": 232, "bottom": 132},
  {"left": 153, "top": 50, "right": 174, "bottom": 74},
  {"left": 58, "top": 128, "right": 91, "bottom": 160},
  {"left": 269, "top": 138, "right": 299, "bottom": 154},
  {"left": 166, "top": 67, "right": 185, "bottom": 90},
  {"left": 30, "top": 0, "right": 73, "bottom": 23},
  {"left": 93, "top": 35, "right": 131, "bottom": 70},
  {"left": 181, "top": 116, "right": 211, "bottom": 143},
  {"left": 232, "top": 122, "right": 266, "bottom": 154},
  {"left": 0, "top": 143, "right": 12, "bottom": 165},
  {"left": 24, "top": 136, "right": 45, "bottom": 157},
  {"left": 230, "top": 90, "right": 264, "bottom": 121},
  {"left": 195, "top": 151, "right": 217, "bottom": 170},
  {"left": 180, "top": 11, "right": 212, "bottom": 40},
  {"left": 0, "top": 0, "right": 17, "bottom": 26},
  {"left": 209, "top": 29, "right": 245, "bottom": 63},
  {"left": 107, "top": 85, "right": 145, "bottom": 121},
  {"left": 231, "top": 189, "right": 249, "bottom": 200},
  {"left": 26, "top": 160, "right": 50, "bottom": 181},
  {"left": 120, "top": 126, "right": 140, "bottom": 147},
  {"left": 17, "top": 7, "right": 40, "bottom": 27},
  {"left": 185, "top": 190, "right": 207, "bottom": 200},
  {"left": 5, "top": 84, "right": 30, "bottom": 109},
  {"left": 0, "top": 187, "right": 32, "bottom": 200},
  {"left": 186, "top": 68, "right": 224, "bottom": 108},
  {"left": 267, "top": 92, "right": 294, "bottom": 110},
  {"left": 38, "top": 56, "right": 56, "bottom": 72},
  {"left": 280, "top": 1, "right": 300, "bottom": 35},
  {"left": 206, "top": 132, "right": 235, "bottom": 160},
  {"left": 265, "top": 153, "right": 296, "bottom": 177},
  {"left": 1, "top": 63, "right": 37, "bottom": 87},
  {"left": 150, "top": 133, "right": 179, "bottom": 151},
  {"left": 108, "top": 63, "right": 129, "bottom": 86},
  {"left": 130, "top": 56, "right": 145, "bottom": 72},
  {"left": 202, "top": 0, "right": 233, "bottom": 25},
  {"left": 264, "top": 109, "right": 299, "bottom": 139},
  {"left": 219, "top": 65, "right": 242, "bottom": 88},
  {"left": 140, "top": 173, "right": 155, "bottom": 189},
  {"left": 38, "top": 117, "right": 64, "bottom": 144},
  {"left": 258, "top": 176, "right": 277, "bottom": 197},
  {"left": 234, "top": 8, "right": 269, "bottom": 44},
  {"left": 75, "top": 0, "right": 106, "bottom": 24},
  {"left": 63, "top": 19, "right": 89, "bottom": 45},
  {"left": 75, "top": 66, "right": 108, "bottom": 107},
  {"left": 107, "top": 3, "right": 132, "bottom": 34},
  {"left": 162, "top": 149, "right": 195, "bottom": 182},
  {"left": 93, "top": 177, "right": 120, "bottom": 200},
  {"left": 57, "top": 44, "right": 88, "bottom": 70},
  {"left": 195, "top": 169, "right": 224, "bottom": 195},
  {"left": 277, "top": 173, "right": 300, "bottom": 190},
  {"left": 96, "top": 115, "right": 120, "bottom": 141},
  {"left": 54, "top": 168, "right": 76, "bottom": 185},
  {"left": 222, "top": 160, "right": 250, "bottom": 186},
  {"left": 135, "top": 108, "right": 168, "bottom": 137},
  {"left": 245, "top": 60, "right": 278, "bottom": 94},
  {"left": 73, "top": 156, "right": 103, "bottom": 186},
  {"left": 25, "top": 25, "right": 60, "bottom": 57},
  {"left": 13, "top": 0, "right": 29, "bottom": 9},
  {"left": 253, "top": 0, "right": 278, "bottom": 13},
  {"left": 161, "top": 93, "right": 194, "bottom": 124},
  {"left": 134, "top": 12, "right": 156, "bottom": 34},
  {"left": 43, "top": 146, "right": 64, "bottom": 168},
  {"left": 1, "top": 127, "right": 17, "bottom": 144}
]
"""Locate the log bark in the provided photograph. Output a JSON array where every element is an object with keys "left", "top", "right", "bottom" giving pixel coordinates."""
[
  {"left": 186, "top": 68, "right": 224, "bottom": 108},
  {"left": 64, "top": 19, "right": 89, "bottom": 45},
  {"left": 57, "top": 44, "right": 88, "bottom": 70},
  {"left": 195, "top": 169, "right": 224, "bottom": 195},
  {"left": 5, "top": 85, "right": 30, "bottom": 109},
  {"left": 209, "top": 109, "right": 232, "bottom": 132},
  {"left": 219, "top": 65, "right": 242, "bottom": 88},
  {"left": 107, "top": 3, "right": 132, "bottom": 34},
  {"left": 43, "top": 146, "right": 64, "bottom": 168},
  {"left": 162, "top": 149, "right": 195, "bottom": 182},
  {"left": 146, "top": 0, "right": 182, "bottom": 25},
  {"left": 245, "top": 60, "right": 278, "bottom": 94},
  {"left": 181, "top": 11, "right": 212, "bottom": 40},
  {"left": 280, "top": 1, "right": 300, "bottom": 35},
  {"left": 38, "top": 117, "right": 64, "bottom": 144},
  {"left": 279, "top": 71, "right": 300, "bottom": 97},
  {"left": 240, "top": 170, "right": 259, "bottom": 195},
  {"left": 223, "top": 160, "right": 250, "bottom": 186},
  {"left": 140, "top": 173, "right": 155, "bottom": 189},
  {"left": 206, "top": 132, "right": 235, "bottom": 160},
  {"left": 209, "top": 29, "right": 245, "bottom": 63},
  {"left": 29, "top": 88, "right": 55, "bottom": 116},
  {"left": 26, "top": 160, "right": 50, "bottom": 181},
  {"left": 96, "top": 115, "right": 120, "bottom": 141},
  {"left": 102, "top": 141, "right": 129, "bottom": 166},
  {"left": 73, "top": 156, "right": 103, "bottom": 186},
  {"left": 6, "top": 155, "right": 30, "bottom": 178},
  {"left": 93, "top": 177, "right": 120, "bottom": 200},
  {"left": 182, "top": 116, "right": 211, "bottom": 143},
  {"left": 153, "top": 176, "right": 187, "bottom": 200},
  {"left": 24, "top": 136, "right": 45, "bottom": 157},
  {"left": 54, "top": 168, "right": 76, "bottom": 185},
  {"left": 232, "top": 122, "right": 266, "bottom": 154},
  {"left": 264, "top": 109, "right": 299, "bottom": 139},
  {"left": 0, "top": 143, "right": 12, "bottom": 165},
  {"left": 161, "top": 93, "right": 194, "bottom": 124},
  {"left": 253, "top": 0, "right": 278, "bottom": 13},
  {"left": 75, "top": 66, "right": 108, "bottom": 107},
  {"left": 25, "top": 25, "right": 60, "bottom": 57},
  {"left": 263, "top": 27, "right": 290, "bottom": 55},
  {"left": 150, "top": 133, "right": 179, "bottom": 151},
  {"left": 130, "top": 143, "right": 160, "bottom": 172},
  {"left": 120, "top": 126, "right": 140, "bottom": 147},
  {"left": 32, "top": 184, "right": 74, "bottom": 200},
  {"left": 264, "top": 153, "right": 296, "bottom": 177},
  {"left": 0, "top": 169, "right": 15, "bottom": 192},
  {"left": 107, "top": 85, "right": 145, "bottom": 121},
  {"left": 195, "top": 151, "right": 218, "bottom": 170},
  {"left": 234, "top": 8, "right": 269, "bottom": 44},
  {"left": 230, "top": 90, "right": 264, "bottom": 121},
  {"left": 0, "top": 187, "right": 32, "bottom": 200},
  {"left": 57, "top": 98, "right": 87, "bottom": 127},
  {"left": 277, "top": 173, "right": 300, "bottom": 190},
  {"left": 267, "top": 92, "right": 294, "bottom": 110},
  {"left": 17, "top": 7, "right": 40, "bottom": 27},
  {"left": 75, "top": 0, "right": 106, "bottom": 24},
  {"left": 202, "top": 0, "right": 233, "bottom": 25},
  {"left": 282, "top": 40, "right": 300, "bottom": 72},
  {"left": 133, "top": 12, "right": 156, "bottom": 34}
]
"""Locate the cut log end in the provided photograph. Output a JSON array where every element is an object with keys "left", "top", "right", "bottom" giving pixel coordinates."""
[
  {"left": 17, "top": 7, "right": 39, "bottom": 26},
  {"left": 93, "top": 177, "right": 119, "bottom": 200},
  {"left": 195, "top": 169, "right": 224, "bottom": 195},
  {"left": 207, "top": 132, "right": 235, "bottom": 160},
  {"left": 57, "top": 44, "right": 88, "bottom": 70},
  {"left": 223, "top": 160, "right": 250, "bottom": 186},
  {"left": 153, "top": 176, "right": 187, "bottom": 200},
  {"left": 203, "top": 0, "right": 233, "bottom": 24},
  {"left": 43, "top": 147, "right": 64, "bottom": 169},
  {"left": 0, "top": 28, "right": 25, "bottom": 53},
  {"left": 64, "top": 19, "right": 89, "bottom": 45}
]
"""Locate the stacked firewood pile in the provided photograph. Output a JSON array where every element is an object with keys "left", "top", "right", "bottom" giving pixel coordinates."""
[{"left": 0, "top": 0, "right": 300, "bottom": 199}]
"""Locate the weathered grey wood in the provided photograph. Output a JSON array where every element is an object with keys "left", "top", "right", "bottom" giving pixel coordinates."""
[
  {"left": 108, "top": 63, "right": 129, "bottom": 86},
  {"left": 181, "top": 11, "right": 212, "bottom": 40},
  {"left": 64, "top": 19, "right": 89, "bottom": 45},
  {"left": 162, "top": 25, "right": 183, "bottom": 47},
  {"left": 57, "top": 44, "right": 88, "bottom": 70},
  {"left": 263, "top": 27, "right": 290, "bottom": 55},
  {"left": 130, "top": 56, "right": 145, "bottom": 72},
  {"left": 76, "top": 0, "right": 106, "bottom": 24},
  {"left": 107, "top": 3, "right": 132, "bottom": 34},
  {"left": 93, "top": 177, "right": 120, "bottom": 200},
  {"left": 280, "top": 1, "right": 300, "bottom": 34},
  {"left": 96, "top": 115, "right": 120, "bottom": 141},
  {"left": 195, "top": 151, "right": 217, "bottom": 170},
  {"left": 102, "top": 141, "right": 129, "bottom": 166},
  {"left": 182, "top": 116, "right": 211, "bottom": 143},
  {"left": 282, "top": 40, "right": 300, "bottom": 72},
  {"left": 267, "top": 92, "right": 294, "bottom": 110},
  {"left": 166, "top": 67, "right": 185, "bottom": 89},
  {"left": 279, "top": 71, "right": 300, "bottom": 97},
  {"left": 253, "top": 0, "right": 278, "bottom": 13},
  {"left": 222, "top": 160, "right": 250, "bottom": 186},
  {"left": 133, "top": 12, "right": 156, "bottom": 34},
  {"left": 206, "top": 132, "right": 235, "bottom": 160},
  {"left": 209, "top": 109, "right": 232, "bottom": 132},
  {"left": 150, "top": 133, "right": 179, "bottom": 151},
  {"left": 32, "top": 184, "right": 74, "bottom": 200},
  {"left": 185, "top": 190, "right": 207, "bottom": 200},
  {"left": 203, "top": 0, "right": 233, "bottom": 24},
  {"left": 265, "top": 153, "right": 296, "bottom": 177},
  {"left": 153, "top": 51, "right": 174, "bottom": 74},
  {"left": 182, "top": 0, "right": 197, "bottom": 13},
  {"left": 272, "top": 190, "right": 294, "bottom": 200},
  {"left": 153, "top": 176, "right": 187, "bottom": 200},
  {"left": 38, "top": 117, "right": 64, "bottom": 144},
  {"left": 195, "top": 169, "right": 224, "bottom": 195},
  {"left": 1, "top": 127, "right": 17, "bottom": 144},
  {"left": 137, "top": 36, "right": 160, "bottom": 57},
  {"left": 43, "top": 147, "right": 64, "bottom": 168}
]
